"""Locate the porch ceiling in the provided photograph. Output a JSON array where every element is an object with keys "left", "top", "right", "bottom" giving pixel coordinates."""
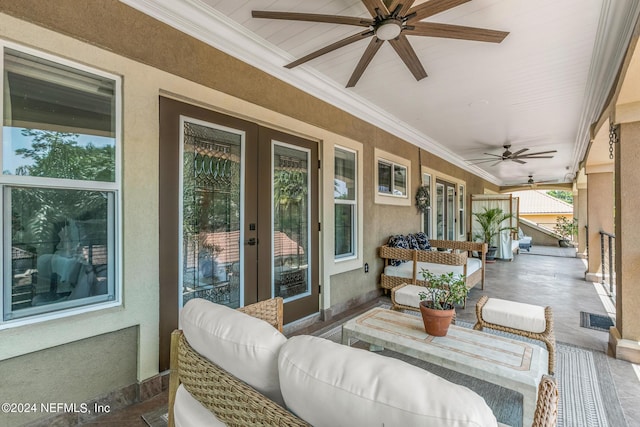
[{"left": 122, "top": 0, "right": 640, "bottom": 186}]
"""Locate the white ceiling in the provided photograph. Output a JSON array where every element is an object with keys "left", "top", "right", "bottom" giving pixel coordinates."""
[{"left": 122, "top": 0, "right": 640, "bottom": 186}]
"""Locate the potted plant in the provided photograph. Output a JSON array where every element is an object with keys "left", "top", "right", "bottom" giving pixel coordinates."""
[
  {"left": 418, "top": 270, "right": 469, "bottom": 336},
  {"left": 472, "top": 207, "right": 515, "bottom": 261},
  {"left": 554, "top": 216, "right": 577, "bottom": 247}
]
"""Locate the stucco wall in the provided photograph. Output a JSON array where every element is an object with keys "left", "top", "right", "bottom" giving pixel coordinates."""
[
  {"left": 0, "top": 327, "right": 137, "bottom": 427},
  {"left": 0, "top": 1, "right": 498, "bottom": 410}
]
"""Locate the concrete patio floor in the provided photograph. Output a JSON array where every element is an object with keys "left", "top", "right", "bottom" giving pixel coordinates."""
[{"left": 455, "top": 249, "right": 640, "bottom": 427}]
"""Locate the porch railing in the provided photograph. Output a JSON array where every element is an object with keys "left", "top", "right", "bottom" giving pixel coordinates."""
[{"left": 599, "top": 230, "right": 616, "bottom": 297}]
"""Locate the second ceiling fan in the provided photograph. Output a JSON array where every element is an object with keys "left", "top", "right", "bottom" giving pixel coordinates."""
[
  {"left": 467, "top": 144, "right": 558, "bottom": 166},
  {"left": 253, "top": 0, "right": 509, "bottom": 87}
]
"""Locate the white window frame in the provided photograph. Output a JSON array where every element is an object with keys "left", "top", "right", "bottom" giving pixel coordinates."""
[
  {"left": 374, "top": 148, "right": 411, "bottom": 206},
  {"left": 0, "top": 41, "right": 122, "bottom": 329},
  {"left": 421, "top": 172, "right": 433, "bottom": 238},
  {"left": 334, "top": 146, "right": 357, "bottom": 261}
]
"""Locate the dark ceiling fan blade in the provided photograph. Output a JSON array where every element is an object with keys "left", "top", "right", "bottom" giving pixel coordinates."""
[
  {"left": 285, "top": 30, "right": 374, "bottom": 69},
  {"left": 511, "top": 148, "right": 529, "bottom": 156},
  {"left": 406, "top": 0, "right": 471, "bottom": 22},
  {"left": 387, "top": 0, "right": 417, "bottom": 17},
  {"left": 252, "top": 11, "right": 373, "bottom": 27},
  {"left": 516, "top": 150, "right": 558, "bottom": 157},
  {"left": 347, "top": 37, "right": 385, "bottom": 87},
  {"left": 404, "top": 22, "right": 509, "bottom": 43},
  {"left": 481, "top": 153, "right": 504, "bottom": 158},
  {"left": 388, "top": 34, "right": 428, "bottom": 81},
  {"left": 490, "top": 160, "right": 502, "bottom": 167},
  {"left": 361, "top": 0, "right": 389, "bottom": 18},
  {"left": 512, "top": 159, "right": 527, "bottom": 164}
]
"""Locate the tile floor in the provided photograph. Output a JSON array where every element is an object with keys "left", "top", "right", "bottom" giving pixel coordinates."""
[{"left": 90, "top": 248, "right": 640, "bottom": 426}]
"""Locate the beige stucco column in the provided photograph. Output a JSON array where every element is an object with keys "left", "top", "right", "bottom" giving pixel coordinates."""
[
  {"left": 609, "top": 121, "right": 640, "bottom": 363},
  {"left": 574, "top": 173, "right": 588, "bottom": 258},
  {"left": 584, "top": 168, "right": 614, "bottom": 282}
]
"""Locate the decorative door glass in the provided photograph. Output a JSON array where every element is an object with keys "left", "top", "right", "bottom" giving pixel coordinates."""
[
  {"left": 447, "top": 185, "right": 456, "bottom": 240},
  {"left": 436, "top": 182, "right": 444, "bottom": 239},
  {"left": 181, "top": 120, "right": 243, "bottom": 308},
  {"left": 272, "top": 142, "right": 310, "bottom": 301}
]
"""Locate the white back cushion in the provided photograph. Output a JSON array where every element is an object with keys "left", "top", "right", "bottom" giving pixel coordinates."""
[
  {"left": 180, "top": 298, "right": 287, "bottom": 405},
  {"left": 174, "top": 384, "right": 226, "bottom": 427},
  {"left": 279, "top": 335, "right": 497, "bottom": 427}
]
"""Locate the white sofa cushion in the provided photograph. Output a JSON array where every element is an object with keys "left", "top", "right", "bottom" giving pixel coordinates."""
[
  {"left": 180, "top": 298, "right": 287, "bottom": 405},
  {"left": 278, "top": 335, "right": 497, "bottom": 427},
  {"left": 384, "top": 257, "right": 482, "bottom": 280},
  {"left": 482, "top": 298, "right": 546, "bottom": 333},
  {"left": 174, "top": 384, "right": 226, "bottom": 427}
]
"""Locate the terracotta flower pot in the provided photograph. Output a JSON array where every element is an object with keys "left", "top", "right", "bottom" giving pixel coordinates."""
[{"left": 419, "top": 301, "right": 455, "bottom": 336}]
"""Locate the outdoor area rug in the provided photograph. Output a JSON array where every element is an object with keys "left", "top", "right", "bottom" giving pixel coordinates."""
[
  {"left": 318, "top": 312, "right": 626, "bottom": 427},
  {"left": 580, "top": 311, "right": 615, "bottom": 332}
]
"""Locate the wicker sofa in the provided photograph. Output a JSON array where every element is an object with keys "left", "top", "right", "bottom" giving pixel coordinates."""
[
  {"left": 380, "top": 239, "right": 488, "bottom": 294},
  {"left": 169, "top": 297, "right": 559, "bottom": 427}
]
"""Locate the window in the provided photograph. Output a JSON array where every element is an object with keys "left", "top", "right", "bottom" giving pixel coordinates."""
[
  {"left": 377, "top": 160, "right": 407, "bottom": 197},
  {"left": 1, "top": 44, "right": 120, "bottom": 324},
  {"left": 334, "top": 147, "right": 356, "bottom": 259}
]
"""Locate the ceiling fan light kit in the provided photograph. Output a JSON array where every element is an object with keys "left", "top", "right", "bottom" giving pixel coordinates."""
[
  {"left": 252, "top": 0, "right": 509, "bottom": 87},
  {"left": 376, "top": 20, "right": 403, "bottom": 40}
]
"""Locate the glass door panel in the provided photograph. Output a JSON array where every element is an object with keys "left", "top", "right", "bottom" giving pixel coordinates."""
[
  {"left": 436, "top": 182, "right": 444, "bottom": 239},
  {"left": 181, "top": 119, "right": 243, "bottom": 308},
  {"left": 447, "top": 185, "right": 455, "bottom": 240},
  {"left": 272, "top": 142, "right": 310, "bottom": 301}
]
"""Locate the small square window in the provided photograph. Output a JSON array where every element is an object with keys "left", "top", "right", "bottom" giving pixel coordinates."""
[{"left": 377, "top": 160, "right": 407, "bottom": 197}]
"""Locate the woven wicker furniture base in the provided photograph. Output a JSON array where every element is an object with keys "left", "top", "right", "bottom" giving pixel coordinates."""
[
  {"left": 474, "top": 295, "right": 556, "bottom": 374},
  {"left": 341, "top": 307, "right": 549, "bottom": 427},
  {"left": 168, "top": 297, "right": 310, "bottom": 427}
]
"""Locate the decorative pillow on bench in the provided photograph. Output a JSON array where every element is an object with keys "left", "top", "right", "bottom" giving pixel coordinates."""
[
  {"left": 387, "top": 233, "right": 432, "bottom": 266},
  {"left": 387, "top": 235, "right": 410, "bottom": 266}
]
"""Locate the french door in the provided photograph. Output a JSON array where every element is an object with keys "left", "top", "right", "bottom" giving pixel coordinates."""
[
  {"left": 435, "top": 179, "right": 456, "bottom": 240},
  {"left": 158, "top": 98, "right": 318, "bottom": 370}
]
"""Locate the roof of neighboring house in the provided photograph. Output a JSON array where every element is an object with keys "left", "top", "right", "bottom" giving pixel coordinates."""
[
  {"left": 509, "top": 190, "right": 573, "bottom": 214},
  {"left": 201, "top": 230, "right": 303, "bottom": 264}
]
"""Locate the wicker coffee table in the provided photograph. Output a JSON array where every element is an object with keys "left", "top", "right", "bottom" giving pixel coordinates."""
[{"left": 341, "top": 307, "right": 548, "bottom": 427}]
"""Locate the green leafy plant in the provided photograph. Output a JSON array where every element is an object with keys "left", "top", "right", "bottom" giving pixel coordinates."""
[
  {"left": 418, "top": 270, "right": 468, "bottom": 310},
  {"left": 472, "top": 207, "right": 515, "bottom": 247},
  {"left": 554, "top": 216, "right": 577, "bottom": 241}
]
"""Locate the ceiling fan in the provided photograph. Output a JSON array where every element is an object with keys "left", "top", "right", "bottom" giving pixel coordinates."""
[
  {"left": 466, "top": 144, "right": 557, "bottom": 166},
  {"left": 252, "top": 0, "right": 509, "bottom": 87},
  {"left": 506, "top": 175, "right": 557, "bottom": 187}
]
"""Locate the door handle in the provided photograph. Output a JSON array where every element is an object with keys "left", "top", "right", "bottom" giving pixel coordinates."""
[{"left": 246, "top": 238, "right": 258, "bottom": 246}]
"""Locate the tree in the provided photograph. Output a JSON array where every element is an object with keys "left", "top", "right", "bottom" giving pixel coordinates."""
[
  {"left": 546, "top": 190, "right": 573, "bottom": 204},
  {"left": 10, "top": 129, "right": 114, "bottom": 253},
  {"left": 15, "top": 129, "right": 114, "bottom": 181}
]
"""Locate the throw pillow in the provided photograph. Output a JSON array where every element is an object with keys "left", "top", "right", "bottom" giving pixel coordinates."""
[
  {"left": 414, "top": 232, "right": 431, "bottom": 250},
  {"left": 406, "top": 233, "right": 419, "bottom": 250},
  {"left": 387, "top": 235, "right": 409, "bottom": 266}
]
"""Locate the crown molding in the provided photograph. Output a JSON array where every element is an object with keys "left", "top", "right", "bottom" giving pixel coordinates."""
[{"left": 120, "top": 0, "right": 500, "bottom": 185}]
